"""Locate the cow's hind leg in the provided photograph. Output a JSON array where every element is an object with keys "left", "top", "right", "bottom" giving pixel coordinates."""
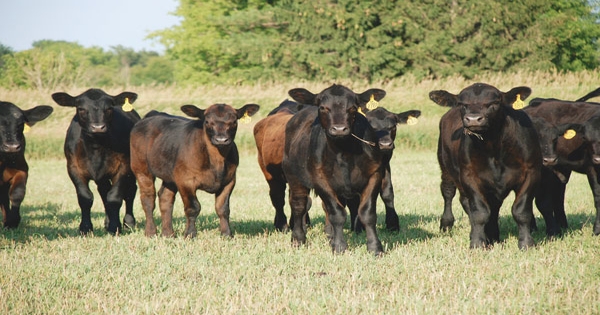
[
  {"left": 122, "top": 173, "right": 137, "bottom": 230},
  {"left": 268, "top": 178, "right": 288, "bottom": 232},
  {"left": 135, "top": 173, "right": 157, "bottom": 237},
  {"left": 158, "top": 182, "right": 177, "bottom": 237}
]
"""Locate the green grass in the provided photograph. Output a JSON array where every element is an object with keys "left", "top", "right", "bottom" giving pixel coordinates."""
[
  {"left": 1, "top": 152, "right": 599, "bottom": 314},
  {"left": 1, "top": 73, "right": 600, "bottom": 313}
]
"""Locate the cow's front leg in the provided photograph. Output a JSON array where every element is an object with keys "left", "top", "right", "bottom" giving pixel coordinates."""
[
  {"left": 357, "top": 175, "right": 384, "bottom": 256},
  {"left": 158, "top": 182, "right": 177, "bottom": 237},
  {"left": 214, "top": 179, "right": 235, "bottom": 237},
  {"left": 3, "top": 171, "right": 27, "bottom": 228},
  {"left": 467, "top": 194, "right": 491, "bottom": 249},
  {"left": 97, "top": 179, "right": 123, "bottom": 235},
  {"left": 288, "top": 185, "right": 310, "bottom": 247},
  {"left": 179, "top": 186, "right": 200, "bottom": 238}
]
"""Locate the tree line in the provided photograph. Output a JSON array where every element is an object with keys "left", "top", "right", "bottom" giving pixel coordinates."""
[{"left": 1, "top": 0, "right": 599, "bottom": 89}]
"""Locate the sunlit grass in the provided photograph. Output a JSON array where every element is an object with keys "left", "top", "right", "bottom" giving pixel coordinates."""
[{"left": 0, "top": 72, "right": 599, "bottom": 313}]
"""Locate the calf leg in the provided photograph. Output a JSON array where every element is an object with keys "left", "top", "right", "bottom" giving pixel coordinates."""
[
  {"left": 158, "top": 182, "right": 177, "bottom": 237},
  {"left": 3, "top": 172, "right": 26, "bottom": 228},
  {"left": 135, "top": 173, "right": 157, "bottom": 237},
  {"left": 214, "top": 179, "right": 235, "bottom": 237},
  {"left": 440, "top": 172, "right": 457, "bottom": 231},
  {"left": 381, "top": 167, "right": 399, "bottom": 231},
  {"left": 534, "top": 169, "right": 561, "bottom": 237},
  {"left": 97, "top": 179, "right": 123, "bottom": 235},
  {"left": 69, "top": 174, "right": 94, "bottom": 234},
  {"left": 586, "top": 168, "right": 600, "bottom": 235},
  {"left": 322, "top": 198, "right": 348, "bottom": 254},
  {"left": 357, "top": 194, "right": 384, "bottom": 256},
  {"left": 467, "top": 195, "right": 491, "bottom": 249},
  {"left": 288, "top": 185, "right": 310, "bottom": 247},
  {"left": 512, "top": 192, "right": 535, "bottom": 249},
  {"left": 267, "top": 178, "right": 288, "bottom": 232},
  {"left": 179, "top": 186, "right": 201, "bottom": 238},
  {"left": 122, "top": 173, "right": 137, "bottom": 230}
]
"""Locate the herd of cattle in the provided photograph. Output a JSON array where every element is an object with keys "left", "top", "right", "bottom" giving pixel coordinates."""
[{"left": 1, "top": 83, "right": 599, "bottom": 255}]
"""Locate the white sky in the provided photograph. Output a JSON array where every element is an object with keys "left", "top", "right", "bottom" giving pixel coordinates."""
[{"left": 0, "top": 0, "right": 181, "bottom": 52}]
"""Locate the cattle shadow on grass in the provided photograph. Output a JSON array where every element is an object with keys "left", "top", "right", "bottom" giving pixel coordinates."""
[
  {"left": 345, "top": 213, "right": 439, "bottom": 251},
  {"left": 0, "top": 203, "right": 138, "bottom": 246}
]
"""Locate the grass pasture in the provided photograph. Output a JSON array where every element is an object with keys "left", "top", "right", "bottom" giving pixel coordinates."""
[{"left": 1, "top": 72, "right": 600, "bottom": 314}]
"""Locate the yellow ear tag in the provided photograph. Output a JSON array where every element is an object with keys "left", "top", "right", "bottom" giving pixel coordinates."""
[
  {"left": 512, "top": 94, "right": 525, "bottom": 110},
  {"left": 239, "top": 111, "right": 251, "bottom": 124},
  {"left": 23, "top": 124, "right": 31, "bottom": 133},
  {"left": 358, "top": 107, "right": 366, "bottom": 117},
  {"left": 366, "top": 94, "right": 379, "bottom": 110},
  {"left": 122, "top": 97, "right": 133, "bottom": 112},
  {"left": 563, "top": 129, "right": 576, "bottom": 140},
  {"left": 407, "top": 116, "right": 418, "bottom": 126}
]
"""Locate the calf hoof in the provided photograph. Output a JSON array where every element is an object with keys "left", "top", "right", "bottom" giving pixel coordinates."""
[
  {"left": 353, "top": 222, "right": 365, "bottom": 234},
  {"left": 330, "top": 239, "right": 348, "bottom": 254},
  {"left": 144, "top": 228, "right": 157, "bottom": 238},
  {"left": 79, "top": 222, "right": 94, "bottom": 235},
  {"left": 593, "top": 223, "right": 600, "bottom": 236},
  {"left": 106, "top": 222, "right": 123, "bottom": 235},
  {"left": 518, "top": 238, "right": 535, "bottom": 250},
  {"left": 123, "top": 214, "right": 136, "bottom": 230},
  {"left": 3, "top": 216, "right": 21, "bottom": 229},
  {"left": 274, "top": 221, "right": 288, "bottom": 233},
  {"left": 385, "top": 214, "right": 400, "bottom": 232},
  {"left": 440, "top": 218, "right": 454, "bottom": 232},
  {"left": 367, "top": 241, "right": 384, "bottom": 257},
  {"left": 291, "top": 230, "right": 306, "bottom": 247}
]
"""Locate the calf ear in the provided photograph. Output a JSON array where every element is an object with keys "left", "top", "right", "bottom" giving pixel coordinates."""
[
  {"left": 288, "top": 88, "right": 317, "bottom": 105},
  {"left": 181, "top": 105, "right": 205, "bottom": 119},
  {"left": 114, "top": 92, "right": 138, "bottom": 105},
  {"left": 429, "top": 90, "right": 457, "bottom": 107},
  {"left": 52, "top": 92, "right": 77, "bottom": 107},
  {"left": 358, "top": 89, "right": 386, "bottom": 104},
  {"left": 23, "top": 105, "right": 54, "bottom": 125},
  {"left": 504, "top": 86, "right": 532, "bottom": 104},
  {"left": 237, "top": 104, "right": 260, "bottom": 119},
  {"left": 395, "top": 110, "right": 421, "bottom": 124}
]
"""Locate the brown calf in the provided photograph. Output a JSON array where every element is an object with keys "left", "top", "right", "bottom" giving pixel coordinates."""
[{"left": 130, "top": 103, "right": 260, "bottom": 237}]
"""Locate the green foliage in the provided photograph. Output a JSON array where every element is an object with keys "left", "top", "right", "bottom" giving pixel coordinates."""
[
  {"left": 152, "top": 0, "right": 600, "bottom": 84},
  {"left": 0, "top": 41, "right": 174, "bottom": 89}
]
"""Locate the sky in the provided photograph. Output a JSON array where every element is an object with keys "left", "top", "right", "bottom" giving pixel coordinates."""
[{"left": 0, "top": 0, "right": 181, "bottom": 53}]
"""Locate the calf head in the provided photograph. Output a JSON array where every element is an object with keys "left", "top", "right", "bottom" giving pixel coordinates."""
[
  {"left": 52, "top": 89, "right": 137, "bottom": 135},
  {"left": 560, "top": 115, "right": 600, "bottom": 165},
  {"left": 430, "top": 83, "right": 531, "bottom": 136},
  {"left": 530, "top": 117, "right": 576, "bottom": 166},
  {"left": 181, "top": 103, "right": 260, "bottom": 147},
  {"left": 364, "top": 107, "right": 421, "bottom": 151},
  {"left": 0, "top": 102, "right": 53, "bottom": 154},
  {"left": 288, "top": 84, "right": 386, "bottom": 139}
]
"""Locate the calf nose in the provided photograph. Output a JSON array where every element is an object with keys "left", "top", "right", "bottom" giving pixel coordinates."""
[
  {"left": 542, "top": 156, "right": 558, "bottom": 166},
  {"left": 378, "top": 140, "right": 394, "bottom": 150},
  {"left": 329, "top": 125, "right": 349, "bottom": 136},
  {"left": 463, "top": 114, "right": 484, "bottom": 126},
  {"left": 2, "top": 143, "right": 21, "bottom": 153},
  {"left": 90, "top": 124, "right": 107, "bottom": 133},
  {"left": 593, "top": 155, "right": 600, "bottom": 165},
  {"left": 213, "top": 136, "right": 231, "bottom": 145}
]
